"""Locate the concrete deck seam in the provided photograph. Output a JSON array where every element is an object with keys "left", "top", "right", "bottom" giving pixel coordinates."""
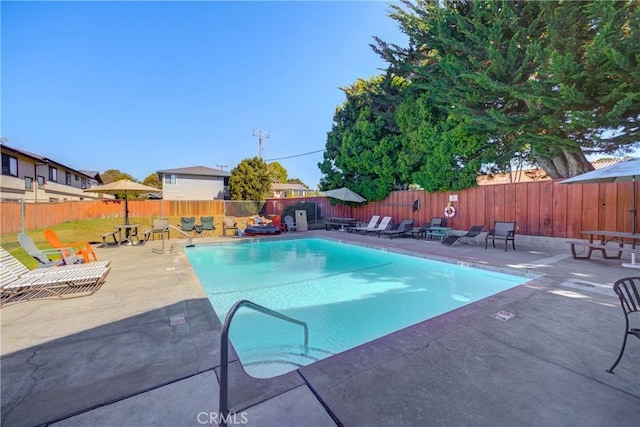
[
  {"left": 297, "top": 370, "right": 343, "bottom": 427},
  {"left": 42, "top": 367, "right": 218, "bottom": 426},
  {"left": 468, "top": 323, "right": 640, "bottom": 400}
]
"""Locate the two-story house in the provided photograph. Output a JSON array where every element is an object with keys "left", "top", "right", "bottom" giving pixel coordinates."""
[
  {"left": 0, "top": 143, "right": 106, "bottom": 202},
  {"left": 156, "top": 166, "right": 230, "bottom": 200}
]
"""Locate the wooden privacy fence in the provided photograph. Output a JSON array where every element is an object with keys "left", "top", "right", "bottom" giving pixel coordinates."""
[{"left": 1, "top": 179, "right": 637, "bottom": 238}]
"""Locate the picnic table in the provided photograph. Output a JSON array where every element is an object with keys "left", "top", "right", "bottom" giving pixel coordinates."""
[
  {"left": 566, "top": 230, "right": 640, "bottom": 269},
  {"left": 326, "top": 217, "right": 357, "bottom": 231}
]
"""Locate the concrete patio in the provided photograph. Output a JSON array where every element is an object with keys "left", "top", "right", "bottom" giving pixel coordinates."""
[{"left": 1, "top": 230, "right": 638, "bottom": 426}]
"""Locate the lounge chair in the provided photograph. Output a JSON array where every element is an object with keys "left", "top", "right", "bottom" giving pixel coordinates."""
[
  {"left": 485, "top": 221, "right": 517, "bottom": 251},
  {"left": 180, "top": 217, "right": 196, "bottom": 236},
  {"left": 351, "top": 215, "right": 381, "bottom": 233},
  {"left": 200, "top": 216, "right": 215, "bottom": 236},
  {"left": 441, "top": 225, "right": 485, "bottom": 247},
  {"left": 18, "top": 233, "right": 85, "bottom": 267},
  {"left": 364, "top": 216, "right": 392, "bottom": 234},
  {"left": 44, "top": 229, "right": 98, "bottom": 263},
  {"left": 606, "top": 277, "right": 640, "bottom": 374},
  {"left": 379, "top": 219, "right": 414, "bottom": 239},
  {"left": 284, "top": 215, "right": 297, "bottom": 232},
  {"left": 1, "top": 247, "right": 111, "bottom": 307},
  {"left": 223, "top": 217, "right": 238, "bottom": 236},
  {"left": 0, "top": 247, "right": 110, "bottom": 278}
]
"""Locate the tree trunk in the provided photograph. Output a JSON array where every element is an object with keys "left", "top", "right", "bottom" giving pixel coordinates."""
[{"left": 534, "top": 149, "right": 594, "bottom": 179}]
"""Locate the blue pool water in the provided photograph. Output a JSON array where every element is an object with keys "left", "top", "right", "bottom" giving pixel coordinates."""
[{"left": 186, "top": 238, "right": 528, "bottom": 378}]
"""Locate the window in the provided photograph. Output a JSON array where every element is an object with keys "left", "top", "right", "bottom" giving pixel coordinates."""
[
  {"left": 81, "top": 178, "right": 87, "bottom": 189},
  {"left": 25, "top": 177, "right": 33, "bottom": 190},
  {"left": 65, "top": 171, "right": 71, "bottom": 185},
  {"left": 164, "top": 174, "right": 177, "bottom": 184},
  {"left": 37, "top": 175, "right": 45, "bottom": 186},
  {"left": 75, "top": 174, "right": 79, "bottom": 181},
  {"left": 1, "top": 153, "right": 18, "bottom": 176},
  {"left": 49, "top": 166, "right": 58, "bottom": 182}
]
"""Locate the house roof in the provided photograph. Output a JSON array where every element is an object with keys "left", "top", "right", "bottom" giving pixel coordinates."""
[
  {"left": 156, "top": 166, "right": 230, "bottom": 177},
  {"left": 1, "top": 143, "right": 100, "bottom": 181},
  {"left": 271, "top": 183, "right": 309, "bottom": 191},
  {"left": 477, "top": 158, "right": 626, "bottom": 185}
]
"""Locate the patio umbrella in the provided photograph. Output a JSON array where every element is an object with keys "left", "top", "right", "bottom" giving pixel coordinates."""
[
  {"left": 559, "top": 157, "right": 640, "bottom": 234},
  {"left": 84, "top": 180, "right": 161, "bottom": 225},
  {"left": 322, "top": 187, "right": 366, "bottom": 203}
]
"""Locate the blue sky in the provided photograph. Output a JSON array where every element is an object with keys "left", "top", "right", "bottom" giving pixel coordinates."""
[{"left": 1, "top": 1, "right": 405, "bottom": 188}]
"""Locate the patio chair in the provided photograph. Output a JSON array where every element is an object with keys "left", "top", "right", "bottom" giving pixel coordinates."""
[
  {"left": 379, "top": 219, "right": 414, "bottom": 239},
  {"left": 351, "top": 215, "right": 381, "bottom": 233},
  {"left": 180, "top": 217, "right": 196, "bottom": 236},
  {"left": 44, "top": 229, "right": 98, "bottom": 263},
  {"left": 606, "top": 277, "right": 640, "bottom": 374},
  {"left": 150, "top": 219, "right": 170, "bottom": 240},
  {"left": 18, "top": 233, "right": 85, "bottom": 267},
  {"left": 441, "top": 225, "right": 485, "bottom": 247},
  {"left": 424, "top": 217, "right": 446, "bottom": 240},
  {"left": 284, "top": 215, "right": 297, "bottom": 232},
  {"left": 485, "top": 221, "right": 517, "bottom": 251},
  {"left": 200, "top": 216, "right": 215, "bottom": 236},
  {"left": 223, "top": 217, "right": 238, "bottom": 236}
]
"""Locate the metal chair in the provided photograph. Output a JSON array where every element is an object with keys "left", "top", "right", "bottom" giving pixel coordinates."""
[
  {"left": 606, "top": 277, "right": 640, "bottom": 373},
  {"left": 151, "top": 219, "right": 170, "bottom": 240}
]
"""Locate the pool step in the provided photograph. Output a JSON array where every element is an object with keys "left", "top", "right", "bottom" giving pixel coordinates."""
[{"left": 238, "top": 344, "right": 334, "bottom": 378}]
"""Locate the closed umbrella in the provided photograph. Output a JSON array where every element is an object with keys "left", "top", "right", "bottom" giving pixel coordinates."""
[
  {"left": 322, "top": 187, "right": 366, "bottom": 203},
  {"left": 84, "top": 180, "right": 161, "bottom": 225},
  {"left": 559, "top": 158, "right": 640, "bottom": 233}
]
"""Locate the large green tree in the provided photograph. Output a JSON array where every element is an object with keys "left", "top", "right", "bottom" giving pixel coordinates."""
[
  {"left": 319, "top": 75, "right": 407, "bottom": 201},
  {"left": 267, "top": 162, "right": 288, "bottom": 183},
  {"left": 382, "top": 0, "right": 640, "bottom": 178},
  {"left": 142, "top": 173, "right": 161, "bottom": 189},
  {"left": 101, "top": 169, "right": 135, "bottom": 184},
  {"left": 228, "top": 157, "right": 271, "bottom": 201}
]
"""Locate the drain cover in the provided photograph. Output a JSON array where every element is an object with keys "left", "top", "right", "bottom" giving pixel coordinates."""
[
  {"left": 491, "top": 310, "right": 515, "bottom": 321},
  {"left": 170, "top": 314, "right": 186, "bottom": 326}
]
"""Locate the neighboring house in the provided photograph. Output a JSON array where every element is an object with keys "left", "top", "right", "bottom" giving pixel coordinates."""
[
  {"left": 270, "top": 183, "right": 312, "bottom": 198},
  {"left": 477, "top": 159, "right": 624, "bottom": 186},
  {"left": 156, "top": 166, "right": 230, "bottom": 200},
  {"left": 0, "top": 143, "right": 106, "bottom": 202}
]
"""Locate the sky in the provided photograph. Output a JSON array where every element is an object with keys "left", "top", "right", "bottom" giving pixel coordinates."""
[{"left": 1, "top": 1, "right": 407, "bottom": 189}]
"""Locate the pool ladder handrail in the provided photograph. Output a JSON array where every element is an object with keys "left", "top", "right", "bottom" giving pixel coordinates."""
[
  {"left": 152, "top": 224, "right": 193, "bottom": 254},
  {"left": 219, "top": 299, "right": 309, "bottom": 426}
]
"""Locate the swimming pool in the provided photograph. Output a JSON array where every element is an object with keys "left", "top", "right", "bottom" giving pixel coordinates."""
[{"left": 186, "top": 238, "right": 529, "bottom": 378}]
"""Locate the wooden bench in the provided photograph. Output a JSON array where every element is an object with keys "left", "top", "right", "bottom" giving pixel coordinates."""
[
  {"left": 566, "top": 239, "right": 639, "bottom": 260},
  {"left": 101, "top": 231, "right": 118, "bottom": 247}
]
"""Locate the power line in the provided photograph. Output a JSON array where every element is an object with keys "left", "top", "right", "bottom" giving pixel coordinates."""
[
  {"left": 216, "top": 164, "right": 228, "bottom": 171},
  {"left": 265, "top": 149, "right": 324, "bottom": 162}
]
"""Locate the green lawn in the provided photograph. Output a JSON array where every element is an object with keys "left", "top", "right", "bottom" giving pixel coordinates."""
[{"left": 1, "top": 217, "right": 164, "bottom": 269}]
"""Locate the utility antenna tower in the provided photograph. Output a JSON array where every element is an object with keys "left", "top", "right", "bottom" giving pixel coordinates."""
[
  {"left": 252, "top": 130, "right": 270, "bottom": 159},
  {"left": 216, "top": 164, "right": 228, "bottom": 171}
]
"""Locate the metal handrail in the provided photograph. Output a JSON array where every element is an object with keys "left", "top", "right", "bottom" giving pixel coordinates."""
[
  {"left": 152, "top": 224, "right": 193, "bottom": 254},
  {"left": 219, "top": 299, "right": 309, "bottom": 425}
]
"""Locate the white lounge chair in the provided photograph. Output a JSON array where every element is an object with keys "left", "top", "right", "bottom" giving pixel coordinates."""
[
  {"left": 351, "top": 215, "right": 381, "bottom": 233},
  {"left": 0, "top": 247, "right": 111, "bottom": 307},
  {"left": 364, "top": 216, "right": 392, "bottom": 234}
]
